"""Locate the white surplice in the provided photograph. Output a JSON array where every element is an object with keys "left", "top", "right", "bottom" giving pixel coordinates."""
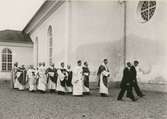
[
  {"left": 99, "top": 63, "right": 110, "bottom": 95},
  {"left": 27, "top": 68, "right": 37, "bottom": 91},
  {"left": 15, "top": 71, "right": 25, "bottom": 90},
  {"left": 72, "top": 66, "right": 83, "bottom": 96},
  {"left": 47, "top": 68, "right": 57, "bottom": 90},
  {"left": 37, "top": 66, "right": 47, "bottom": 91},
  {"left": 56, "top": 69, "right": 66, "bottom": 92}
]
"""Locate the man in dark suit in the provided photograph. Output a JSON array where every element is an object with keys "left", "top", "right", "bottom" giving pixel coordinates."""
[
  {"left": 131, "top": 60, "right": 145, "bottom": 97},
  {"left": 117, "top": 62, "right": 136, "bottom": 101}
]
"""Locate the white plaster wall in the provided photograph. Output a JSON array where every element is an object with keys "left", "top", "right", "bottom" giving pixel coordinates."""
[
  {"left": 68, "top": 0, "right": 124, "bottom": 81},
  {"left": 126, "top": 1, "right": 167, "bottom": 84},
  {"left": 0, "top": 45, "right": 33, "bottom": 79},
  {"left": 31, "top": 2, "right": 67, "bottom": 68},
  {"left": 31, "top": 1, "right": 125, "bottom": 81}
]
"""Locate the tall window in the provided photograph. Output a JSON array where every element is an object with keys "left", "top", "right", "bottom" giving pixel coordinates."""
[
  {"left": 35, "top": 37, "right": 39, "bottom": 66},
  {"left": 1, "top": 48, "right": 12, "bottom": 71},
  {"left": 140, "top": 1, "right": 156, "bottom": 22},
  {"left": 48, "top": 25, "right": 53, "bottom": 65}
]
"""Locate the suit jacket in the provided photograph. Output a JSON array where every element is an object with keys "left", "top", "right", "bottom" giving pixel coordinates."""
[
  {"left": 120, "top": 67, "right": 133, "bottom": 88},
  {"left": 130, "top": 66, "right": 137, "bottom": 83}
]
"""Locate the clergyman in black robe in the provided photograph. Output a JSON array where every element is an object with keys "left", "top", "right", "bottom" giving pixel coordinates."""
[
  {"left": 83, "top": 61, "right": 90, "bottom": 95},
  {"left": 46, "top": 63, "right": 57, "bottom": 93},
  {"left": 66, "top": 65, "right": 73, "bottom": 94}
]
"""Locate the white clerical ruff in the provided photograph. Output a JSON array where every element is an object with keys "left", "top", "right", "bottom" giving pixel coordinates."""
[{"left": 48, "top": 72, "right": 54, "bottom": 77}]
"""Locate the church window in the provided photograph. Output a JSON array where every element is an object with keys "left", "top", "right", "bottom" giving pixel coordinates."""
[
  {"left": 140, "top": 1, "right": 156, "bottom": 22},
  {"left": 1, "top": 48, "right": 12, "bottom": 71}
]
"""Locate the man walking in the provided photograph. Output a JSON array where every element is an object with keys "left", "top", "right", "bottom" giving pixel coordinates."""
[
  {"left": 46, "top": 63, "right": 57, "bottom": 93},
  {"left": 131, "top": 60, "right": 145, "bottom": 97},
  {"left": 72, "top": 60, "right": 83, "bottom": 96},
  {"left": 97, "top": 59, "right": 110, "bottom": 97},
  {"left": 57, "top": 62, "right": 67, "bottom": 95},
  {"left": 83, "top": 61, "right": 90, "bottom": 95},
  {"left": 117, "top": 62, "right": 136, "bottom": 101}
]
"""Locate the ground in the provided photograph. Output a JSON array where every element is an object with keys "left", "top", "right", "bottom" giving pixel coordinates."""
[{"left": 0, "top": 82, "right": 167, "bottom": 119}]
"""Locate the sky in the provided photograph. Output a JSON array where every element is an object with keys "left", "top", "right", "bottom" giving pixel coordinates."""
[{"left": 0, "top": 0, "right": 45, "bottom": 31}]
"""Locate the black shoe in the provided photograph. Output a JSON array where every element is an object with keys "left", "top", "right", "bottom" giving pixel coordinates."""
[
  {"left": 131, "top": 98, "right": 137, "bottom": 102},
  {"left": 83, "top": 92, "right": 90, "bottom": 95},
  {"left": 101, "top": 93, "right": 108, "bottom": 97},
  {"left": 139, "top": 94, "right": 145, "bottom": 97},
  {"left": 117, "top": 98, "right": 123, "bottom": 101}
]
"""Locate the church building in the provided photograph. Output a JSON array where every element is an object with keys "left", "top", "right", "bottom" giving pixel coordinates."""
[
  {"left": 23, "top": 0, "right": 167, "bottom": 92},
  {"left": 0, "top": 30, "right": 33, "bottom": 79}
]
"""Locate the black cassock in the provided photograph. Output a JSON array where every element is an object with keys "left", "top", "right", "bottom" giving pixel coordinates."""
[
  {"left": 66, "top": 70, "right": 73, "bottom": 87},
  {"left": 46, "top": 67, "right": 58, "bottom": 84},
  {"left": 83, "top": 67, "right": 90, "bottom": 89},
  {"left": 60, "top": 69, "right": 67, "bottom": 87},
  {"left": 17, "top": 67, "right": 27, "bottom": 86}
]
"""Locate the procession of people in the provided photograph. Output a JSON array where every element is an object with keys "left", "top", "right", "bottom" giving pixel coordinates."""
[{"left": 11, "top": 59, "right": 145, "bottom": 101}]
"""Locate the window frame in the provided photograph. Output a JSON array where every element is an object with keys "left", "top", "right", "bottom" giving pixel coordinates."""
[
  {"left": 1, "top": 48, "right": 12, "bottom": 72},
  {"left": 140, "top": 1, "right": 156, "bottom": 22}
]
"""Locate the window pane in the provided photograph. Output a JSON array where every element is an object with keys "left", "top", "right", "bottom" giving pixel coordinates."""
[
  {"left": 2, "top": 54, "right": 6, "bottom": 62},
  {"left": 8, "top": 55, "right": 12, "bottom": 62},
  {"left": 149, "top": 7, "right": 156, "bottom": 19},
  {"left": 141, "top": 10, "right": 149, "bottom": 21},
  {"left": 141, "top": 1, "right": 148, "bottom": 11},
  {"left": 149, "top": 1, "right": 156, "bottom": 7},
  {"left": 8, "top": 63, "right": 12, "bottom": 71},
  {"left": 1, "top": 48, "right": 12, "bottom": 71},
  {"left": 2, "top": 63, "right": 6, "bottom": 71}
]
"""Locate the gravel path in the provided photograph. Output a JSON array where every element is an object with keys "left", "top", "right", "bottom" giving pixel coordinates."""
[{"left": 0, "top": 82, "right": 166, "bottom": 119}]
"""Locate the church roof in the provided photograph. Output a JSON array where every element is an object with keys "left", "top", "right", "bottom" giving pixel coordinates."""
[
  {"left": 0, "top": 30, "right": 32, "bottom": 43},
  {"left": 23, "top": 0, "right": 64, "bottom": 34}
]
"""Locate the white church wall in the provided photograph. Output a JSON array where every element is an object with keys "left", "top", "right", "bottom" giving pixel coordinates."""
[
  {"left": 31, "top": 1, "right": 125, "bottom": 82},
  {"left": 126, "top": 1, "right": 167, "bottom": 87},
  {"left": 31, "top": 1, "right": 67, "bottom": 68},
  {"left": 68, "top": 1, "right": 125, "bottom": 82},
  {"left": 0, "top": 45, "right": 33, "bottom": 79}
]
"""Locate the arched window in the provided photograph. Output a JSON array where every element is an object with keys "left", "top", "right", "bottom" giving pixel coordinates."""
[
  {"left": 48, "top": 25, "right": 53, "bottom": 65},
  {"left": 35, "top": 37, "right": 39, "bottom": 66},
  {"left": 1, "top": 48, "right": 12, "bottom": 71}
]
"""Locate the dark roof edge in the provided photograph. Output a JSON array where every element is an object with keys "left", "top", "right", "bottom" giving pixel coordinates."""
[
  {"left": 23, "top": 0, "right": 47, "bottom": 33},
  {"left": 23, "top": 0, "right": 65, "bottom": 34},
  {"left": 0, "top": 41, "right": 33, "bottom": 44}
]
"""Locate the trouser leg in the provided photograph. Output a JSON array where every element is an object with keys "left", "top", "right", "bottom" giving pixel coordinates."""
[
  {"left": 133, "top": 82, "right": 143, "bottom": 97},
  {"left": 127, "top": 86, "right": 136, "bottom": 101},
  {"left": 117, "top": 87, "right": 126, "bottom": 100}
]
